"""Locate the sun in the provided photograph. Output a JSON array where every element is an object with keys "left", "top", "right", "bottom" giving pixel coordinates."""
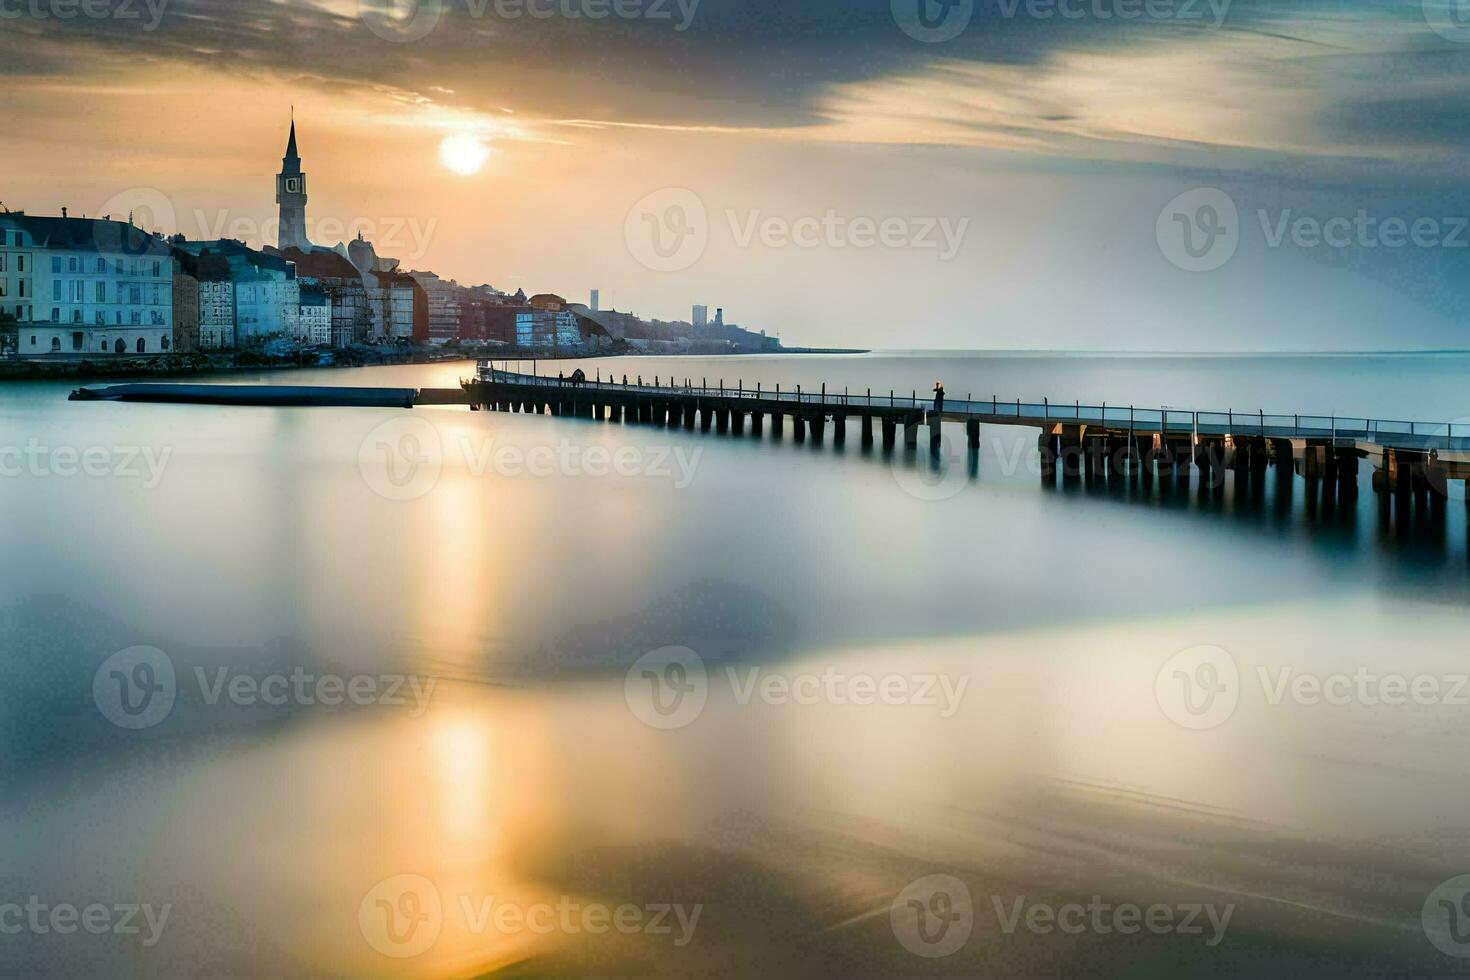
[{"left": 439, "top": 133, "right": 490, "bottom": 176}]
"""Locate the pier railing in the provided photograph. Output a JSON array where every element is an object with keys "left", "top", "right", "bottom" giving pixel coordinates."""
[{"left": 473, "top": 362, "right": 1470, "bottom": 451}]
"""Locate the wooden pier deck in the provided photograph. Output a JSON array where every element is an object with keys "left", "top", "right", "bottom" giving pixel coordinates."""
[{"left": 464, "top": 364, "right": 1470, "bottom": 498}]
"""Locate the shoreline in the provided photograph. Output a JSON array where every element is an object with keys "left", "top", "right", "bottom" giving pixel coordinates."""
[{"left": 0, "top": 345, "right": 869, "bottom": 383}]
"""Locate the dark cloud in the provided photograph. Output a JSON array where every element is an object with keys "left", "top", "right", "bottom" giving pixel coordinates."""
[
  {"left": 0, "top": 0, "right": 1260, "bottom": 124},
  {"left": 2, "top": 0, "right": 1468, "bottom": 160}
]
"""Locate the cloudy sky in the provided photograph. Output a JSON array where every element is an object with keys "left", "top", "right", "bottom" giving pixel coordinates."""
[{"left": 5, "top": 0, "right": 1470, "bottom": 348}]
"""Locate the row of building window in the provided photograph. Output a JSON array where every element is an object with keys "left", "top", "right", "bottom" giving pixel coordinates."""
[
  {"left": 0, "top": 254, "right": 26, "bottom": 273},
  {"left": 51, "top": 280, "right": 164, "bottom": 305},
  {"left": 45, "top": 256, "right": 164, "bottom": 278},
  {"left": 50, "top": 308, "right": 166, "bottom": 326},
  {"left": 31, "top": 334, "right": 169, "bottom": 353}
]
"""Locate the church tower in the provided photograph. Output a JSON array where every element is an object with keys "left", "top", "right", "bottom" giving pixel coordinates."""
[{"left": 275, "top": 115, "right": 309, "bottom": 251}]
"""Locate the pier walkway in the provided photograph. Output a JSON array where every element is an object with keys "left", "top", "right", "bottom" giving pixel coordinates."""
[{"left": 464, "top": 363, "right": 1470, "bottom": 498}]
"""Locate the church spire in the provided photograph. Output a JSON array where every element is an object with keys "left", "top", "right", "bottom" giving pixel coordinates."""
[
  {"left": 276, "top": 110, "right": 309, "bottom": 251},
  {"left": 283, "top": 111, "right": 299, "bottom": 168}
]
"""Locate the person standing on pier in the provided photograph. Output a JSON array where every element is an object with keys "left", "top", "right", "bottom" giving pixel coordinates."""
[{"left": 933, "top": 381, "right": 945, "bottom": 415}]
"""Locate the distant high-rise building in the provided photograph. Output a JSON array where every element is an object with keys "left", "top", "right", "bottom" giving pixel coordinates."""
[
  {"left": 275, "top": 114, "right": 309, "bottom": 252},
  {"left": 714, "top": 307, "right": 724, "bottom": 328},
  {"left": 692, "top": 304, "right": 707, "bottom": 328},
  {"left": 407, "top": 269, "right": 463, "bottom": 345},
  {"left": 590, "top": 288, "right": 599, "bottom": 311}
]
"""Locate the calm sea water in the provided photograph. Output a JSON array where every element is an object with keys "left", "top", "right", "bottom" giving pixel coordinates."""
[{"left": 3, "top": 352, "right": 1470, "bottom": 976}]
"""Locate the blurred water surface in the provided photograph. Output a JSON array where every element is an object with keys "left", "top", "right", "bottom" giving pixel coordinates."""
[{"left": 3, "top": 352, "right": 1470, "bottom": 976}]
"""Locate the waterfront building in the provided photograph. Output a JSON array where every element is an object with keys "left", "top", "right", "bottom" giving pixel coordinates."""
[
  {"left": 590, "top": 288, "right": 599, "bottom": 312},
  {"left": 370, "top": 270, "right": 425, "bottom": 342},
  {"left": 297, "top": 279, "right": 331, "bottom": 345},
  {"left": 692, "top": 304, "right": 707, "bottom": 328},
  {"left": 171, "top": 250, "right": 200, "bottom": 353},
  {"left": 197, "top": 275, "right": 236, "bottom": 351},
  {"left": 0, "top": 212, "right": 35, "bottom": 324},
  {"left": 471, "top": 301, "right": 531, "bottom": 344},
  {"left": 515, "top": 308, "right": 581, "bottom": 348},
  {"left": 336, "top": 232, "right": 427, "bottom": 342},
  {"left": 175, "top": 240, "right": 299, "bottom": 345},
  {"left": 0, "top": 210, "right": 176, "bottom": 356},
  {"left": 274, "top": 246, "right": 372, "bottom": 346},
  {"left": 407, "top": 270, "right": 463, "bottom": 345}
]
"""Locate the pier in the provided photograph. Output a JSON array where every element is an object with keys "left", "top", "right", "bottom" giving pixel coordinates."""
[
  {"left": 464, "top": 364, "right": 1470, "bottom": 505},
  {"left": 71, "top": 370, "right": 1470, "bottom": 509}
]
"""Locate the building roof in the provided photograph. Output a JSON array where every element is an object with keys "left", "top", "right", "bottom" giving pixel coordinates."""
[
  {"left": 274, "top": 245, "right": 360, "bottom": 280},
  {"left": 0, "top": 213, "right": 173, "bottom": 256},
  {"left": 176, "top": 239, "right": 294, "bottom": 278}
]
